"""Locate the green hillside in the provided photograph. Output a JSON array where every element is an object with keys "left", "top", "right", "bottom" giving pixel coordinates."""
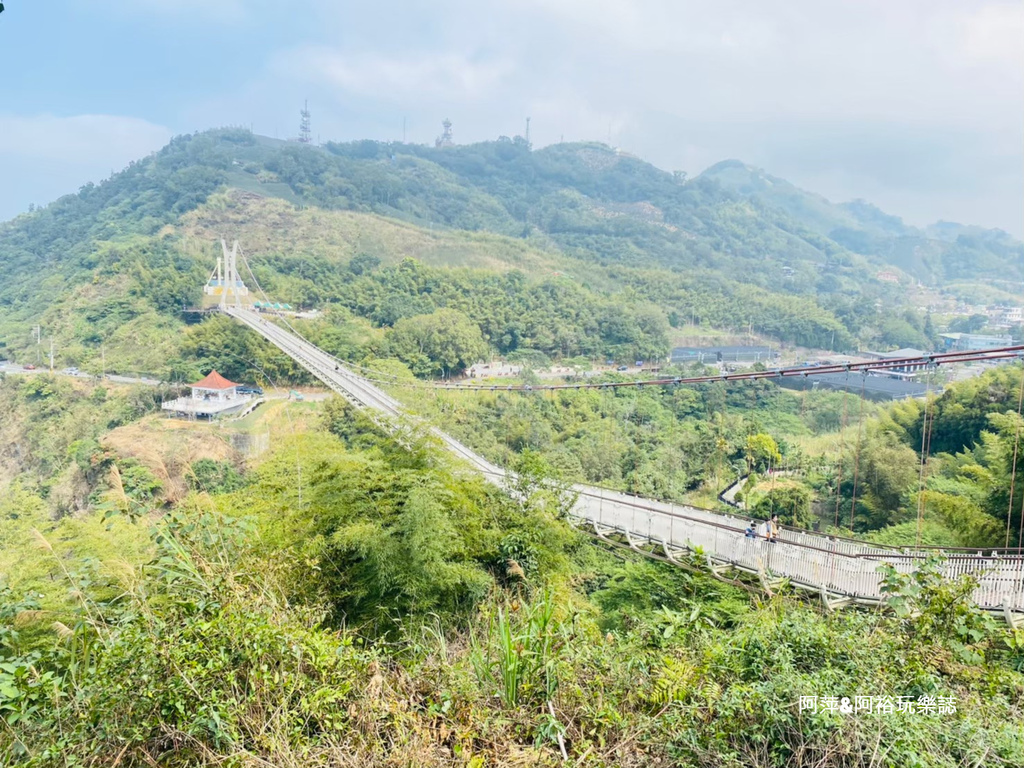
[
  {"left": 1, "top": 128, "right": 1019, "bottom": 379},
  {"left": 700, "top": 159, "right": 1023, "bottom": 284},
  {"left": 2, "top": 129, "right": 1024, "bottom": 767}
]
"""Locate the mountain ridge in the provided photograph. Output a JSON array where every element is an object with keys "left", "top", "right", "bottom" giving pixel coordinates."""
[{"left": 0, "top": 127, "right": 1018, "bottom": 378}]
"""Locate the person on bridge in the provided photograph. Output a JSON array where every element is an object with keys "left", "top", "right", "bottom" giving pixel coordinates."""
[
  {"left": 745, "top": 522, "right": 758, "bottom": 538},
  {"left": 756, "top": 520, "right": 769, "bottom": 540},
  {"left": 768, "top": 514, "right": 780, "bottom": 542}
]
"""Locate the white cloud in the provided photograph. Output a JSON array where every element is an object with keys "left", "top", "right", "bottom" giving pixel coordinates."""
[
  {"left": 0, "top": 114, "right": 172, "bottom": 163},
  {"left": 4, "top": 1, "right": 1019, "bottom": 234},
  {"left": 516, "top": 0, "right": 781, "bottom": 54},
  {"left": 959, "top": 2, "right": 1024, "bottom": 65},
  {"left": 273, "top": 47, "right": 514, "bottom": 101},
  {"left": 0, "top": 114, "right": 172, "bottom": 220}
]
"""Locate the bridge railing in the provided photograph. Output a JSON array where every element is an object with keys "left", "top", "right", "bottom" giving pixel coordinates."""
[{"left": 575, "top": 486, "right": 1024, "bottom": 612}]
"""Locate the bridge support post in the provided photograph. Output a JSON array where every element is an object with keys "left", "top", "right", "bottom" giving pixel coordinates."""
[
  {"left": 659, "top": 538, "right": 688, "bottom": 564},
  {"left": 623, "top": 528, "right": 643, "bottom": 551},
  {"left": 705, "top": 553, "right": 731, "bottom": 578},
  {"left": 819, "top": 585, "right": 854, "bottom": 612},
  {"left": 758, "top": 568, "right": 785, "bottom": 596},
  {"left": 1003, "top": 603, "right": 1023, "bottom": 630}
]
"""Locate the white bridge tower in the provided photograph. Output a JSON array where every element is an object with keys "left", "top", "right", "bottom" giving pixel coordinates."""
[{"left": 203, "top": 240, "right": 250, "bottom": 308}]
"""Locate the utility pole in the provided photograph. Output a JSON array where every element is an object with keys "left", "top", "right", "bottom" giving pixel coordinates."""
[{"left": 33, "top": 325, "right": 41, "bottom": 364}]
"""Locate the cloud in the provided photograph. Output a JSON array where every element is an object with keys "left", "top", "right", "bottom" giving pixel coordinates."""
[
  {"left": 959, "top": 2, "right": 1024, "bottom": 65},
  {"left": 0, "top": 114, "right": 172, "bottom": 221},
  {"left": 0, "top": 114, "right": 172, "bottom": 163},
  {"left": 238, "top": 1, "right": 1021, "bottom": 234},
  {"left": 2, "top": 0, "right": 1020, "bottom": 235},
  {"left": 273, "top": 47, "right": 513, "bottom": 101}
]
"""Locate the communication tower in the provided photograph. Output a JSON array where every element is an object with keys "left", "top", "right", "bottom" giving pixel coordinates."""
[
  {"left": 435, "top": 118, "right": 454, "bottom": 148},
  {"left": 299, "top": 100, "right": 312, "bottom": 144}
]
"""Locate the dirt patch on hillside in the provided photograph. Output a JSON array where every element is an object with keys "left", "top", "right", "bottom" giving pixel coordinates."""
[
  {"left": 102, "top": 417, "right": 241, "bottom": 502},
  {"left": 748, "top": 478, "right": 804, "bottom": 496}
]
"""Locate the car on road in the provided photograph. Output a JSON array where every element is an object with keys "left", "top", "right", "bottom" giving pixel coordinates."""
[
  {"left": 616, "top": 365, "right": 629, "bottom": 371},
  {"left": 23, "top": 364, "right": 36, "bottom": 370},
  {"left": 236, "top": 385, "right": 264, "bottom": 395},
  {"left": 63, "top": 367, "right": 79, "bottom": 376}
]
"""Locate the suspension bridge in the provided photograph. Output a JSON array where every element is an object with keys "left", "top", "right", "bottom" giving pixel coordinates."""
[{"left": 209, "top": 241, "right": 1024, "bottom": 624}]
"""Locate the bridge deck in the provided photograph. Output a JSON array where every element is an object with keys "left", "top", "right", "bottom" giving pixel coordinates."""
[{"left": 225, "top": 307, "right": 1024, "bottom": 619}]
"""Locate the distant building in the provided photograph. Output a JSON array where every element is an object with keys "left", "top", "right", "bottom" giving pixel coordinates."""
[
  {"left": 670, "top": 345, "right": 779, "bottom": 364},
  {"left": 161, "top": 370, "right": 259, "bottom": 420},
  {"left": 466, "top": 362, "right": 522, "bottom": 378},
  {"left": 779, "top": 372, "right": 928, "bottom": 401},
  {"left": 862, "top": 348, "right": 928, "bottom": 375},
  {"left": 876, "top": 270, "right": 900, "bottom": 284},
  {"left": 940, "top": 333, "right": 1013, "bottom": 352},
  {"left": 999, "top": 307, "right": 1022, "bottom": 325}
]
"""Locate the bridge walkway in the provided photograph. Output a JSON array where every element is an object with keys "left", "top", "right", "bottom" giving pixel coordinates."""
[{"left": 225, "top": 307, "right": 1024, "bottom": 622}]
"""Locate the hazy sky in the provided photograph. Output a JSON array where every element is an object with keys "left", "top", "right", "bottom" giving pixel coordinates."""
[{"left": 1, "top": 0, "right": 1021, "bottom": 235}]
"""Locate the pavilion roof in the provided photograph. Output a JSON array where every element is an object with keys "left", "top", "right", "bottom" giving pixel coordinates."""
[{"left": 189, "top": 370, "right": 240, "bottom": 390}]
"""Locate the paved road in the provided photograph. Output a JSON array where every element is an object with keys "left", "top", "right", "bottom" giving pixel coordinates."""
[{"left": 0, "top": 362, "right": 162, "bottom": 387}]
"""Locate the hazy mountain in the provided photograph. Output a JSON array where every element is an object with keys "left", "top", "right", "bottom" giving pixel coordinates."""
[{"left": 698, "top": 159, "right": 1022, "bottom": 284}]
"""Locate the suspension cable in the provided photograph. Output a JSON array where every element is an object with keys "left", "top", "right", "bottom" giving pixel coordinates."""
[
  {"left": 915, "top": 363, "right": 936, "bottom": 549},
  {"left": 849, "top": 372, "right": 867, "bottom": 530},
  {"left": 834, "top": 372, "right": 850, "bottom": 529},
  {"left": 1004, "top": 369, "right": 1024, "bottom": 548}
]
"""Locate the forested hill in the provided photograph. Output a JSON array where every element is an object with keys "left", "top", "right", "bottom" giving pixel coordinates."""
[
  {"left": 699, "top": 159, "right": 1023, "bottom": 283},
  {"left": 398, "top": 143, "right": 1021, "bottom": 286},
  {"left": 0, "top": 128, "right": 1019, "bottom": 377}
]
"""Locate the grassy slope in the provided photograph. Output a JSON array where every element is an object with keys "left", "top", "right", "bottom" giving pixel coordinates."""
[{"left": 179, "top": 190, "right": 565, "bottom": 274}]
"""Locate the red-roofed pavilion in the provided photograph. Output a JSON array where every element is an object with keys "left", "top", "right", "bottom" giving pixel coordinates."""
[
  {"left": 190, "top": 370, "right": 240, "bottom": 391},
  {"left": 160, "top": 369, "right": 256, "bottom": 420}
]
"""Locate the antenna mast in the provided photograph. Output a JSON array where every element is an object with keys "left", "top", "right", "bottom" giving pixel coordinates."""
[{"left": 299, "top": 100, "right": 312, "bottom": 144}]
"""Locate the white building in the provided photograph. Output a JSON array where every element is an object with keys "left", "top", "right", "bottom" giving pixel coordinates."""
[{"left": 161, "top": 370, "right": 258, "bottom": 420}]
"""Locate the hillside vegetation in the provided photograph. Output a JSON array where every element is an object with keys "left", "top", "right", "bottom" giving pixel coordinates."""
[
  {"left": 4, "top": 128, "right": 1017, "bottom": 380},
  {"left": 2, "top": 128, "right": 1024, "bottom": 766},
  {"left": 1, "top": 379, "right": 1022, "bottom": 767}
]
